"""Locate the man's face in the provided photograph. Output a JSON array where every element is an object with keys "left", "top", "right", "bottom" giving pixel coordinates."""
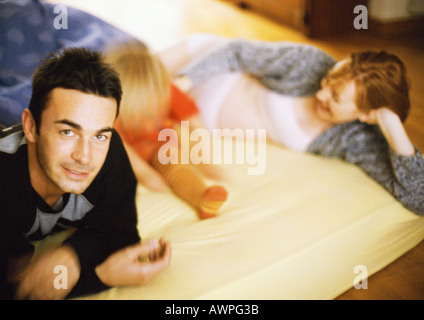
[{"left": 34, "top": 88, "right": 117, "bottom": 195}]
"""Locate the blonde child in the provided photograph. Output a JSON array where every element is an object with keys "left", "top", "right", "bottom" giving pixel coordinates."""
[{"left": 105, "top": 42, "right": 227, "bottom": 219}]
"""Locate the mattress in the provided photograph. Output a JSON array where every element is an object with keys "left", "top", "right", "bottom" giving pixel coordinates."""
[
  {"left": 33, "top": 139, "right": 423, "bottom": 300},
  {"left": 33, "top": 0, "right": 423, "bottom": 300}
]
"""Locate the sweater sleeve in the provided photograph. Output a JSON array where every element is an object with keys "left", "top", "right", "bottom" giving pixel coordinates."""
[
  {"left": 64, "top": 131, "right": 141, "bottom": 298},
  {"left": 0, "top": 146, "right": 37, "bottom": 299},
  {"left": 347, "top": 140, "right": 424, "bottom": 216},
  {"left": 308, "top": 122, "right": 424, "bottom": 216},
  {"left": 0, "top": 222, "right": 34, "bottom": 300},
  {"left": 387, "top": 148, "right": 424, "bottom": 215},
  {"left": 178, "top": 38, "right": 336, "bottom": 96}
]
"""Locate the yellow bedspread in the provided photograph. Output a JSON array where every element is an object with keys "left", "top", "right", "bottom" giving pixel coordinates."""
[
  {"left": 36, "top": 0, "right": 424, "bottom": 300},
  {"left": 71, "top": 142, "right": 423, "bottom": 300}
]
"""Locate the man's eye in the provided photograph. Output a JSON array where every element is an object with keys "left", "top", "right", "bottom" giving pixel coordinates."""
[
  {"left": 94, "top": 134, "right": 108, "bottom": 142},
  {"left": 61, "top": 130, "right": 75, "bottom": 137}
]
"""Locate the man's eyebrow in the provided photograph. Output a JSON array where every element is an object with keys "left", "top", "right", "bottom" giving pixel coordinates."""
[
  {"left": 55, "top": 119, "right": 82, "bottom": 131},
  {"left": 55, "top": 119, "right": 113, "bottom": 134},
  {"left": 97, "top": 127, "right": 114, "bottom": 134}
]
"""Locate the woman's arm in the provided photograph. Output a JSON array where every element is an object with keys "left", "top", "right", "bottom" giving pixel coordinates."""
[
  {"left": 376, "top": 108, "right": 415, "bottom": 156},
  {"left": 177, "top": 39, "right": 336, "bottom": 96},
  {"left": 360, "top": 107, "right": 415, "bottom": 156},
  {"left": 159, "top": 34, "right": 227, "bottom": 77},
  {"left": 308, "top": 119, "right": 424, "bottom": 215}
]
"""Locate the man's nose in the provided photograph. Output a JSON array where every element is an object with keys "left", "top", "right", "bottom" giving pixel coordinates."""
[{"left": 72, "top": 138, "right": 91, "bottom": 164}]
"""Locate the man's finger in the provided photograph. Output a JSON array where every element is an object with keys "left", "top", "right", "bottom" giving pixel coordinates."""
[
  {"left": 132, "top": 244, "right": 172, "bottom": 285},
  {"left": 16, "top": 281, "right": 30, "bottom": 300},
  {"left": 160, "top": 239, "right": 171, "bottom": 260},
  {"left": 126, "top": 239, "right": 161, "bottom": 260},
  {"left": 15, "top": 270, "right": 37, "bottom": 300}
]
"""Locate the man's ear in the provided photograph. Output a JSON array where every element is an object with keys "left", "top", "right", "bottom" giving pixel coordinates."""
[{"left": 22, "top": 109, "right": 37, "bottom": 143}]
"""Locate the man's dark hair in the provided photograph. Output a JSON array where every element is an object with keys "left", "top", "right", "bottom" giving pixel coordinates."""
[{"left": 28, "top": 47, "right": 122, "bottom": 132}]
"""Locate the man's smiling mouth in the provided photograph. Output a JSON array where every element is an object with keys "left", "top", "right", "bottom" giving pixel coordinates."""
[{"left": 63, "top": 166, "right": 90, "bottom": 179}]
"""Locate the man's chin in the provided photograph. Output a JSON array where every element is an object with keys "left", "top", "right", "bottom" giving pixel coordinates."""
[{"left": 57, "top": 179, "right": 93, "bottom": 195}]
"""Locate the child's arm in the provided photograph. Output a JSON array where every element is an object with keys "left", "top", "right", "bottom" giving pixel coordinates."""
[
  {"left": 122, "top": 140, "right": 170, "bottom": 192},
  {"left": 174, "top": 74, "right": 193, "bottom": 93},
  {"left": 186, "top": 114, "right": 207, "bottom": 131}
]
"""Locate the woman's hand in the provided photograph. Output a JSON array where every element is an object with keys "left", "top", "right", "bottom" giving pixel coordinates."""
[
  {"left": 359, "top": 107, "right": 399, "bottom": 126},
  {"left": 359, "top": 107, "right": 415, "bottom": 156}
]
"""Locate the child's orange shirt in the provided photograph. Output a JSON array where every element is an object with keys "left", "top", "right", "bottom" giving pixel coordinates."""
[{"left": 115, "top": 84, "right": 199, "bottom": 161}]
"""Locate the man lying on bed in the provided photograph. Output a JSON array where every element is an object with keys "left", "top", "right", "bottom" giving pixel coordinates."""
[
  {"left": 171, "top": 35, "right": 424, "bottom": 216},
  {"left": 0, "top": 47, "right": 171, "bottom": 300}
]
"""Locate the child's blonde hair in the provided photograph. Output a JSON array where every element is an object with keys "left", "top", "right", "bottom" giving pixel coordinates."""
[{"left": 105, "top": 41, "right": 171, "bottom": 135}]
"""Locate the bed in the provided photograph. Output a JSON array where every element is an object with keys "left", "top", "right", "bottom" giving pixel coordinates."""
[
  {"left": 33, "top": 138, "right": 424, "bottom": 300},
  {"left": 26, "top": 0, "right": 424, "bottom": 300}
]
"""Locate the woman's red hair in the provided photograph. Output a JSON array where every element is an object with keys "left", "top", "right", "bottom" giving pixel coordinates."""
[{"left": 327, "top": 51, "right": 411, "bottom": 122}]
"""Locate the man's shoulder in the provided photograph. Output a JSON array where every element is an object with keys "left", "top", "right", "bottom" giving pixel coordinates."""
[
  {"left": 0, "top": 124, "right": 27, "bottom": 153},
  {"left": 0, "top": 126, "right": 28, "bottom": 200},
  {"left": 0, "top": 124, "right": 27, "bottom": 165}
]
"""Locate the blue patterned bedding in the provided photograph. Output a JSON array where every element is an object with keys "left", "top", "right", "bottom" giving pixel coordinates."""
[{"left": 0, "top": 0, "right": 139, "bottom": 126}]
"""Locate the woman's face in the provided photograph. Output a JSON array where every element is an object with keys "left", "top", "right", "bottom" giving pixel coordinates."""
[{"left": 315, "top": 77, "right": 361, "bottom": 124}]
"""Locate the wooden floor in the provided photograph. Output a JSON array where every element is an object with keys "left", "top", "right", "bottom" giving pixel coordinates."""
[
  {"left": 60, "top": 0, "right": 424, "bottom": 300},
  {"left": 336, "top": 241, "right": 424, "bottom": 300}
]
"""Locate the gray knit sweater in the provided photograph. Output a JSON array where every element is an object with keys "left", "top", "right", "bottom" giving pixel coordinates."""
[{"left": 179, "top": 38, "right": 424, "bottom": 216}]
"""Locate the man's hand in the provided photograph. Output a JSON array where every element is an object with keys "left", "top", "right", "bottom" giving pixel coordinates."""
[
  {"left": 14, "top": 246, "right": 80, "bottom": 300},
  {"left": 95, "top": 238, "right": 171, "bottom": 287}
]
